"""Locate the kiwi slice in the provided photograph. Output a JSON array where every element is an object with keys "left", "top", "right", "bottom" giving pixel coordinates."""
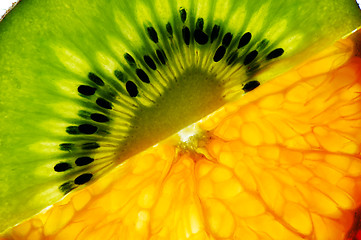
[{"left": 0, "top": 0, "right": 360, "bottom": 233}]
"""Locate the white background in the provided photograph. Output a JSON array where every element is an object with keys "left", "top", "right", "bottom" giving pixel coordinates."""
[{"left": 0, "top": 0, "right": 17, "bottom": 17}]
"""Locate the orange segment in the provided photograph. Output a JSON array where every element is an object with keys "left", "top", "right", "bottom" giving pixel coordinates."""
[{"left": 2, "top": 38, "right": 361, "bottom": 240}]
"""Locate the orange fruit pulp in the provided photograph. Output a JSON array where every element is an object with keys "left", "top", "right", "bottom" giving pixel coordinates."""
[{"left": 2, "top": 34, "right": 361, "bottom": 240}]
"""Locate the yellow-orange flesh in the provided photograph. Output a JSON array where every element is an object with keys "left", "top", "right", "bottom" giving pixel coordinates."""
[{"left": 2, "top": 37, "right": 361, "bottom": 240}]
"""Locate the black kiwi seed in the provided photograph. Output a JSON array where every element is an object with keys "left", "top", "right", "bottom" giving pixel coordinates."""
[
  {"left": 143, "top": 55, "right": 157, "bottom": 70},
  {"left": 194, "top": 18, "right": 208, "bottom": 45},
  {"left": 238, "top": 32, "right": 252, "bottom": 48},
  {"left": 59, "top": 143, "right": 75, "bottom": 151},
  {"left": 213, "top": 46, "right": 226, "bottom": 62},
  {"left": 194, "top": 29, "right": 209, "bottom": 45},
  {"left": 54, "top": 162, "right": 72, "bottom": 172},
  {"left": 196, "top": 18, "right": 204, "bottom": 30},
  {"left": 179, "top": 8, "right": 187, "bottom": 23},
  {"left": 266, "top": 48, "right": 284, "bottom": 60},
  {"left": 182, "top": 26, "right": 190, "bottom": 45},
  {"left": 156, "top": 49, "right": 167, "bottom": 65},
  {"left": 66, "top": 126, "right": 80, "bottom": 135},
  {"left": 81, "top": 142, "right": 100, "bottom": 150},
  {"left": 78, "top": 85, "right": 96, "bottom": 96},
  {"left": 136, "top": 68, "right": 150, "bottom": 83},
  {"left": 75, "top": 157, "right": 94, "bottom": 166},
  {"left": 78, "top": 124, "right": 98, "bottom": 134},
  {"left": 210, "top": 25, "right": 220, "bottom": 43},
  {"left": 90, "top": 113, "right": 109, "bottom": 123},
  {"left": 243, "top": 80, "right": 260, "bottom": 92},
  {"left": 96, "top": 97, "right": 112, "bottom": 109},
  {"left": 147, "top": 27, "right": 159, "bottom": 44},
  {"left": 59, "top": 181, "right": 76, "bottom": 195},
  {"left": 166, "top": 22, "right": 173, "bottom": 36},
  {"left": 126, "top": 81, "right": 139, "bottom": 97},
  {"left": 222, "top": 32, "right": 233, "bottom": 47},
  {"left": 88, "top": 72, "right": 105, "bottom": 86},
  {"left": 114, "top": 70, "right": 125, "bottom": 82},
  {"left": 74, "top": 173, "right": 93, "bottom": 185},
  {"left": 124, "top": 53, "right": 136, "bottom": 66},
  {"left": 243, "top": 50, "right": 258, "bottom": 65}
]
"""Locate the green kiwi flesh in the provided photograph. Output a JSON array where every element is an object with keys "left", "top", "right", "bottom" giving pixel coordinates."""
[{"left": 0, "top": 0, "right": 360, "bottom": 233}]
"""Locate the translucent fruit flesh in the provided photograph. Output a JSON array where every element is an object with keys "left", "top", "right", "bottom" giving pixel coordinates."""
[
  {"left": 2, "top": 36, "right": 361, "bottom": 240},
  {"left": 1, "top": 0, "right": 361, "bottom": 233}
]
